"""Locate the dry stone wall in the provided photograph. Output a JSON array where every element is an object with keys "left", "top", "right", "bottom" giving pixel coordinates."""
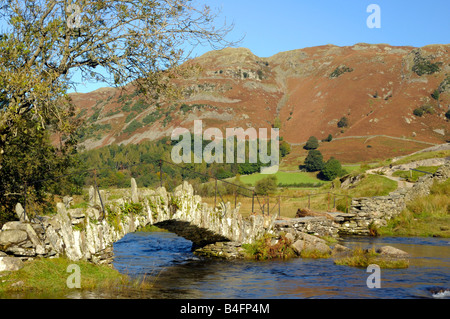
[{"left": 341, "top": 162, "right": 450, "bottom": 235}]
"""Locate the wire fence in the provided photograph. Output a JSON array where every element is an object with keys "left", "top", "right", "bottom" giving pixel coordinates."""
[{"left": 16, "top": 156, "right": 353, "bottom": 222}]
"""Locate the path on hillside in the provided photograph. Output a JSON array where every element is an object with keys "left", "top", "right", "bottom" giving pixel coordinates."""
[
  {"left": 366, "top": 157, "right": 449, "bottom": 189},
  {"left": 289, "top": 135, "right": 438, "bottom": 146}
]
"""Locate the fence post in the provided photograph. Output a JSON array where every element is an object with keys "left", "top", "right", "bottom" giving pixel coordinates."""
[
  {"left": 308, "top": 194, "right": 311, "bottom": 210},
  {"left": 252, "top": 191, "right": 255, "bottom": 213},
  {"left": 234, "top": 190, "right": 237, "bottom": 208},
  {"left": 333, "top": 195, "right": 336, "bottom": 211},
  {"left": 159, "top": 160, "right": 163, "bottom": 188},
  {"left": 278, "top": 195, "right": 281, "bottom": 218},
  {"left": 267, "top": 195, "right": 269, "bottom": 216},
  {"left": 346, "top": 196, "right": 348, "bottom": 213},
  {"left": 93, "top": 170, "right": 106, "bottom": 220},
  {"left": 214, "top": 178, "right": 217, "bottom": 208},
  {"left": 327, "top": 192, "right": 330, "bottom": 212}
]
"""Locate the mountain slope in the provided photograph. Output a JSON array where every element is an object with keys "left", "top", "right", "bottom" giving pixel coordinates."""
[{"left": 68, "top": 43, "right": 450, "bottom": 162}]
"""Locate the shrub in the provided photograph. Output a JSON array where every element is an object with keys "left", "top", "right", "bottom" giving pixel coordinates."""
[
  {"left": 320, "top": 158, "right": 344, "bottom": 181},
  {"left": 413, "top": 108, "right": 424, "bottom": 117},
  {"left": 279, "top": 140, "right": 291, "bottom": 157},
  {"left": 322, "top": 134, "right": 333, "bottom": 142},
  {"left": 412, "top": 58, "right": 441, "bottom": 76},
  {"left": 330, "top": 65, "right": 354, "bottom": 78},
  {"left": 304, "top": 149, "right": 324, "bottom": 172},
  {"left": 304, "top": 136, "right": 319, "bottom": 150},
  {"left": 413, "top": 105, "right": 434, "bottom": 117},
  {"left": 445, "top": 110, "right": 450, "bottom": 120},
  {"left": 337, "top": 117, "right": 349, "bottom": 128},
  {"left": 255, "top": 175, "right": 278, "bottom": 195},
  {"left": 123, "top": 120, "right": 143, "bottom": 134},
  {"left": 242, "top": 234, "right": 296, "bottom": 260},
  {"left": 143, "top": 110, "right": 163, "bottom": 125},
  {"left": 431, "top": 89, "right": 440, "bottom": 101},
  {"left": 131, "top": 99, "right": 150, "bottom": 112}
]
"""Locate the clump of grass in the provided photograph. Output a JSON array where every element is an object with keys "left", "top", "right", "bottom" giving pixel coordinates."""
[
  {"left": 299, "top": 249, "right": 331, "bottom": 259},
  {"left": 334, "top": 248, "right": 409, "bottom": 269},
  {"left": 379, "top": 179, "right": 450, "bottom": 237},
  {"left": 137, "top": 224, "right": 169, "bottom": 232},
  {"left": 242, "top": 234, "right": 296, "bottom": 261}
]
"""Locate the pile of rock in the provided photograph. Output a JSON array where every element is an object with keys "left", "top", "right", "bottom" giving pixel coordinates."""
[
  {"left": 274, "top": 215, "right": 341, "bottom": 239},
  {"left": 285, "top": 232, "right": 332, "bottom": 256},
  {"left": 194, "top": 242, "right": 246, "bottom": 259}
]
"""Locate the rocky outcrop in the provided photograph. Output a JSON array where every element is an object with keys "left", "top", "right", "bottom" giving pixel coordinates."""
[
  {"left": 0, "top": 255, "right": 24, "bottom": 272},
  {"left": 289, "top": 232, "right": 331, "bottom": 256}
]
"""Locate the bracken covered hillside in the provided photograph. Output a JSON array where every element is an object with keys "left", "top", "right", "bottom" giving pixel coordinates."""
[{"left": 68, "top": 43, "right": 450, "bottom": 162}]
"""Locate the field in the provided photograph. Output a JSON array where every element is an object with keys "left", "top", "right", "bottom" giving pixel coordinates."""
[{"left": 236, "top": 170, "right": 325, "bottom": 187}]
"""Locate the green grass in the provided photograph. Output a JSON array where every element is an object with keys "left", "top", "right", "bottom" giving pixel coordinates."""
[
  {"left": 379, "top": 179, "right": 450, "bottom": 237},
  {"left": 0, "top": 257, "right": 140, "bottom": 295},
  {"left": 334, "top": 248, "right": 409, "bottom": 269},
  {"left": 346, "top": 174, "right": 398, "bottom": 198},
  {"left": 393, "top": 150, "right": 450, "bottom": 165},
  {"left": 392, "top": 166, "right": 439, "bottom": 182},
  {"left": 341, "top": 164, "right": 361, "bottom": 173},
  {"left": 334, "top": 174, "right": 398, "bottom": 213},
  {"left": 238, "top": 171, "right": 325, "bottom": 187}
]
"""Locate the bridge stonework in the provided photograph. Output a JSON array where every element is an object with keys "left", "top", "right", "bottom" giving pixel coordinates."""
[{"left": 0, "top": 181, "right": 276, "bottom": 265}]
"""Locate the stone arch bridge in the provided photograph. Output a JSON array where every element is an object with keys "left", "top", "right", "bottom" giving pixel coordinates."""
[{"left": 0, "top": 181, "right": 276, "bottom": 264}]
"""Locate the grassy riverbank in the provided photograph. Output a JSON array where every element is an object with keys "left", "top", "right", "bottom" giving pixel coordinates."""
[
  {"left": 378, "top": 179, "right": 450, "bottom": 238},
  {"left": 0, "top": 257, "right": 146, "bottom": 295}
]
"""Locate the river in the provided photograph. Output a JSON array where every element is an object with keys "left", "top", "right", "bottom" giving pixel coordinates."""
[{"left": 94, "top": 231, "right": 449, "bottom": 299}]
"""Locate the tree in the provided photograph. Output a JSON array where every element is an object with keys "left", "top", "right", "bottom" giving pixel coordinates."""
[
  {"left": 279, "top": 140, "right": 291, "bottom": 157},
  {"left": 337, "top": 117, "right": 349, "bottom": 128},
  {"left": 304, "top": 136, "right": 319, "bottom": 150},
  {"left": 445, "top": 110, "right": 450, "bottom": 120},
  {"left": 320, "top": 158, "right": 343, "bottom": 181},
  {"left": 255, "top": 175, "right": 277, "bottom": 195},
  {"left": 0, "top": 113, "right": 83, "bottom": 225},
  {"left": 0, "top": 0, "right": 236, "bottom": 159},
  {"left": 304, "top": 150, "right": 324, "bottom": 172},
  {"left": 0, "top": 0, "right": 236, "bottom": 223}
]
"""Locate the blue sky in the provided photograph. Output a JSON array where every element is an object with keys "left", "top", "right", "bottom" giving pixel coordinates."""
[{"left": 70, "top": 0, "right": 450, "bottom": 92}]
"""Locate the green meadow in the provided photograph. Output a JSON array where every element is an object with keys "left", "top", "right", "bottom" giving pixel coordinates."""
[{"left": 237, "top": 171, "right": 326, "bottom": 187}]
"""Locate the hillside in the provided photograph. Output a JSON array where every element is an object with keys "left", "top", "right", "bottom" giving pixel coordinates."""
[{"left": 68, "top": 43, "right": 450, "bottom": 163}]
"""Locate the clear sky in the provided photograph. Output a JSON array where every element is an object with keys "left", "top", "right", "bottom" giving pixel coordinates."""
[{"left": 70, "top": 0, "right": 450, "bottom": 92}]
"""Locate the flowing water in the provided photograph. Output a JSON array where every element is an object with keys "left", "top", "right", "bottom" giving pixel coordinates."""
[
  {"left": 102, "top": 231, "right": 449, "bottom": 299},
  {"left": 3, "top": 231, "right": 448, "bottom": 299}
]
